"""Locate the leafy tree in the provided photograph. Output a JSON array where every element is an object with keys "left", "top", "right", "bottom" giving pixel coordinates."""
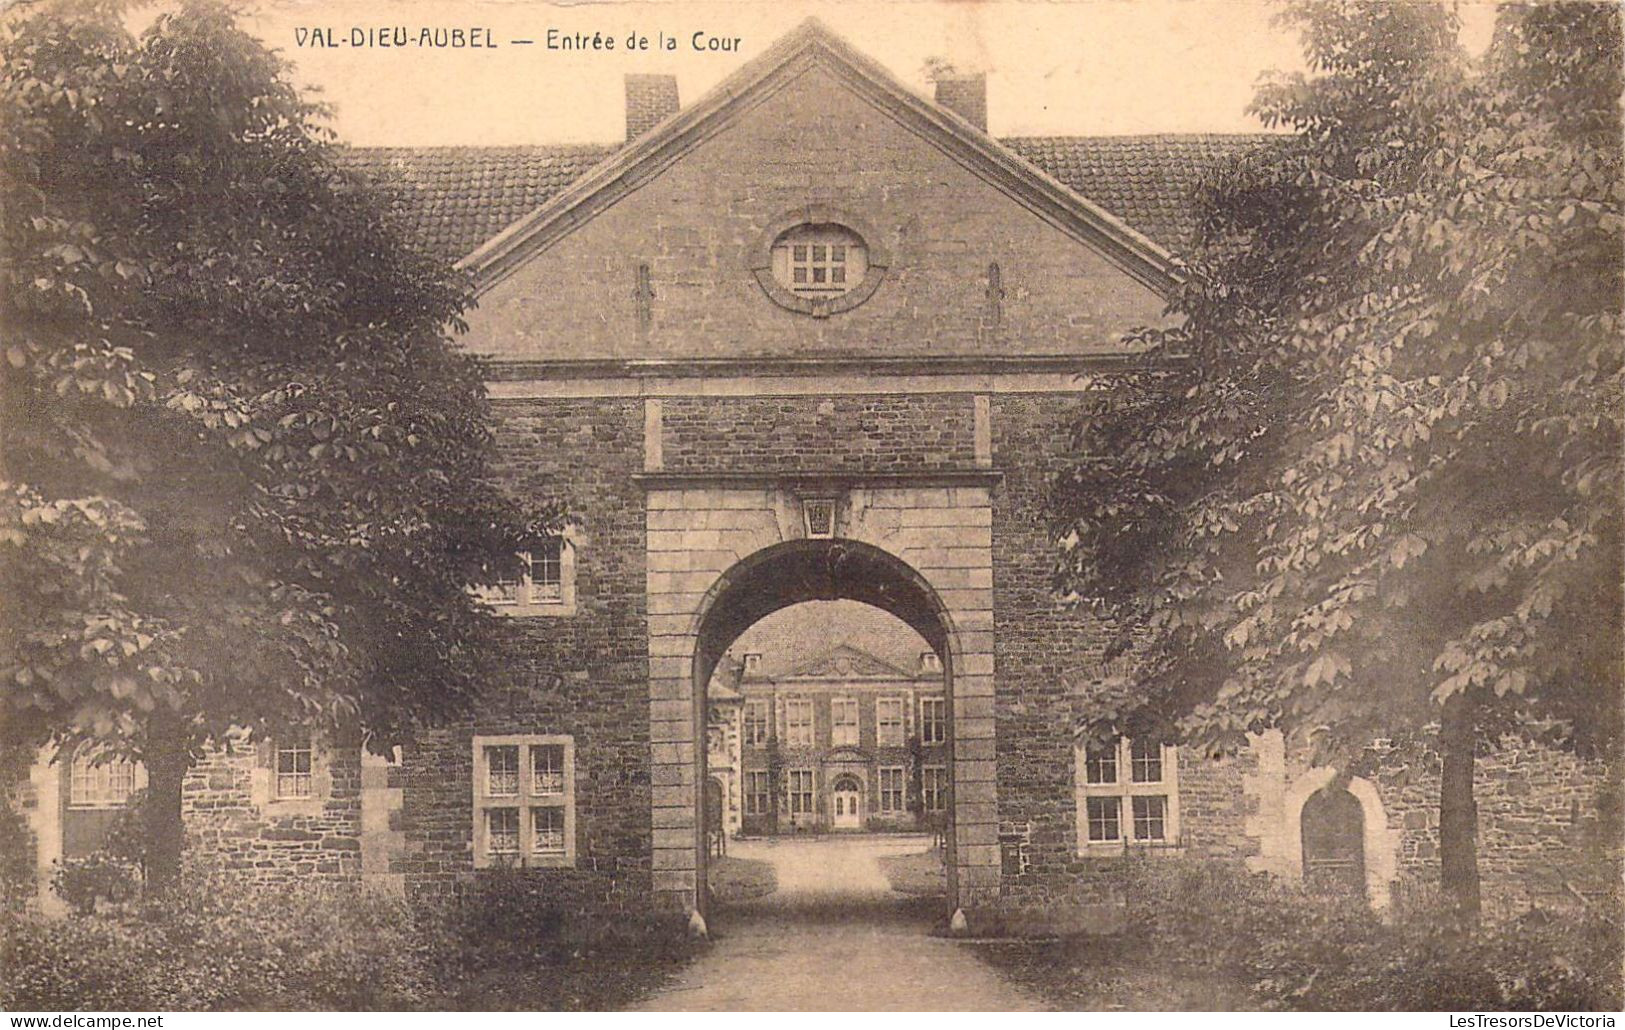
[
  {"left": 1, "top": 0, "right": 543, "bottom": 888},
  {"left": 1055, "top": 1, "right": 1621, "bottom": 926}
]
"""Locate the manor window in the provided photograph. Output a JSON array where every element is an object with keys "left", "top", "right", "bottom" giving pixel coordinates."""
[
  {"left": 487, "top": 806, "right": 520, "bottom": 856},
  {"left": 876, "top": 698, "right": 905, "bottom": 746},
  {"left": 784, "top": 700, "right": 814, "bottom": 746},
  {"left": 486, "top": 745, "right": 520, "bottom": 797},
  {"left": 1130, "top": 738, "right": 1163, "bottom": 783},
  {"left": 532, "top": 805, "right": 565, "bottom": 856},
  {"left": 773, "top": 224, "right": 868, "bottom": 298},
  {"left": 920, "top": 697, "right": 947, "bottom": 745},
  {"left": 787, "top": 769, "right": 815, "bottom": 815},
  {"left": 922, "top": 765, "right": 947, "bottom": 812},
  {"left": 745, "top": 771, "right": 772, "bottom": 815},
  {"left": 1083, "top": 741, "right": 1118, "bottom": 785},
  {"left": 879, "top": 767, "right": 906, "bottom": 813},
  {"left": 531, "top": 744, "right": 565, "bottom": 796},
  {"left": 744, "top": 700, "right": 771, "bottom": 746},
  {"left": 831, "top": 698, "right": 859, "bottom": 746},
  {"left": 479, "top": 535, "right": 575, "bottom": 616},
  {"left": 275, "top": 738, "right": 314, "bottom": 799},
  {"left": 68, "top": 750, "right": 141, "bottom": 808},
  {"left": 1076, "top": 737, "right": 1179, "bottom": 849},
  {"left": 1132, "top": 795, "right": 1167, "bottom": 841},
  {"left": 474, "top": 734, "right": 575, "bottom": 867}
]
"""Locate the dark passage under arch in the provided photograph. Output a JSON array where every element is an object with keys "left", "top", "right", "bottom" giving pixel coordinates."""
[{"left": 689, "top": 538, "right": 960, "bottom": 917}]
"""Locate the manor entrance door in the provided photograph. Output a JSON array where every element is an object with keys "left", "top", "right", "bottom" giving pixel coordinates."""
[{"left": 831, "top": 775, "right": 863, "bottom": 830}]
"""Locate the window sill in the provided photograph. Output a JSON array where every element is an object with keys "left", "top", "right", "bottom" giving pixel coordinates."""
[
  {"left": 1079, "top": 840, "right": 1184, "bottom": 857},
  {"left": 475, "top": 855, "right": 576, "bottom": 870},
  {"left": 491, "top": 599, "right": 577, "bottom": 618},
  {"left": 264, "top": 797, "right": 327, "bottom": 818}
]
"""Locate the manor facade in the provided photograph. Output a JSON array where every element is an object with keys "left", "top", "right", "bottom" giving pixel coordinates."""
[
  {"left": 12, "top": 20, "right": 1617, "bottom": 930},
  {"left": 728, "top": 645, "right": 948, "bottom": 835}
]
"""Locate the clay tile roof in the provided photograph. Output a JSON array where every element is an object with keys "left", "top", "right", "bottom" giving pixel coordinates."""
[
  {"left": 342, "top": 133, "right": 1273, "bottom": 264},
  {"left": 338, "top": 144, "right": 618, "bottom": 263},
  {"left": 1000, "top": 133, "right": 1276, "bottom": 254}
]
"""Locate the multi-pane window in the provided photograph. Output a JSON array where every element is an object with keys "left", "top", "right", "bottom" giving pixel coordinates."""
[
  {"left": 920, "top": 697, "right": 947, "bottom": 745},
  {"left": 879, "top": 767, "right": 906, "bottom": 812},
  {"left": 486, "top": 745, "right": 520, "bottom": 796},
  {"left": 1131, "top": 738, "right": 1163, "bottom": 783},
  {"left": 784, "top": 700, "right": 814, "bottom": 746},
  {"left": 528, "top": 538, "right": 564, "bottom": 602},
  {"left": 531, "top": 744, "right": 565, "bottom": 796},
  {"left": 789, "top": 242, "right": 848, "bottom": 293},
  {"left": 533, "top": 806, "right": 565, "bottom": 856},
  {"left": 275, "top": 738, "right": 314, "bottom": 799},
  {"left": 922, "top": 765, "right": 947, "bottom": 812},
  {"left": 787, "top": 769, "right": 815, "bottom": 815},
  {"left": 486, "top": 537, "right": 567, "bottom": 608},
  {"left": 1085, "top": 797, "right": 1121, "bottom": 843},
  {"left": 1132, "top": 795, "right": 1167, "bottom": 841},
  {"left": 745, "top": 770, "right": 772, "bottom": 815},
  {"left": 772, "top": 224, "right": 868, "bottom": 299},
  {"left": 1083, "top": 741, "right": 1118, "bottom": 785},
  {"left": 68, "top": 751, "right": 140, "bottom": 808},
  {"left": 831, "top": 698, "right": 859, "bottom": 746},
  {"left": 487, "top": 806, "right": 521, "bottom": 856},
  {"left": 744, "top": 700, "right": 771, "bottom": 746},
  {"left": 473, "top": 735, "right": 574, "bottom": 867},
  {"left": 1077, "top": 737, "right": 1178, "bottom": 849},
  {"left": 876, "top": 698, "right": 905, "bottom": 746}
]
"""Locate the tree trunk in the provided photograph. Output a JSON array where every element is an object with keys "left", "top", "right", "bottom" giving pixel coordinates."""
[
  {"left": 143, "top": 713, "right": 189, "bottom": 894},
  {"left": 1438, "top": 693, "right": 1481, "bottom": 929}
]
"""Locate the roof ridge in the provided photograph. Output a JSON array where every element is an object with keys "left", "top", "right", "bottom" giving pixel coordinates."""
[{"left": 1000, "top": 131, "right": 1279, "bottom": 143}]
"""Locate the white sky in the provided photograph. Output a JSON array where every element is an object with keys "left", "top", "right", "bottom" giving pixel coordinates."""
[{"left": 215, "top": 0, "right": 1502, "bottom": 146}]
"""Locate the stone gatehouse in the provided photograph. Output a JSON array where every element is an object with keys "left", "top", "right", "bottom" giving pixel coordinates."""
[{"left": 13, "top": 19, "right": 1617, "bottom": 929}]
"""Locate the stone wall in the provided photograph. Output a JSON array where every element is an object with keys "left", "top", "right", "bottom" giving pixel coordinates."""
[
  {"left": 661, "top": 395, "right": 977, "bottom": 473},
  {"left": 3, "top": 751, "right": 41, "bottom": 910},
  {"left": 183, "top": 736, "right": 364, "bottom": 883},
  {"left": 1178, "top": 747, "right": 1259, "bottom": 862},
  {"left": 1374, "top": 739, "right": 1620, "bottom": 919},
  {"left": 989, "top": 393, "right": 1110, "bottom": 905},
  {"left": 395, "top": 396, "right": 653, "bottom": 914}
]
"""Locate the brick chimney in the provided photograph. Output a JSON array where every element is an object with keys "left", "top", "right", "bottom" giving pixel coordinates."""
[
  {"left": 625, "top": 74, "right": 679, "bottom": 142},
  {"left": 933, "top": 72, "right": 987, "bottom": 132}
]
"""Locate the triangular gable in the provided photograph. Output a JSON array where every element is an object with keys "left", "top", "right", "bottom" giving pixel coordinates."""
[
  {"left": 781, "top": 644, "right": 917, "bottom": 681},
  {"left": 458, "top": 18, "right": 1179, "bottom": 296}
]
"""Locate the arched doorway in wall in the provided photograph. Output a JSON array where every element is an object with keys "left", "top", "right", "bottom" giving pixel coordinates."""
[
  {"left": 689, "top": 538, "right": 960, "bottom": 920},
  {"left": 830, "top": 773, "right": 864, "bottom": 830},
  {"left": 705, "top": 776, "right": 727, "bottom": 857},
  {"left": 1301, "top": 785, "right": 1367, "bottom": 897}
]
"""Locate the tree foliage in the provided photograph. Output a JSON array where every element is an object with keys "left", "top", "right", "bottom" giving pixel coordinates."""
[
  {"left": 1056, "top": 1, "right": 1622, "bottom": 769},
  {"left": 1, "top": 1, "right": 542, "bottom": 777}
]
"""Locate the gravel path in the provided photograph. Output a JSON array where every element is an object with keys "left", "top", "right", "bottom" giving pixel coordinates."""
[{"left": 632, "top": 835, "right": 1046, "bottom": 1012}]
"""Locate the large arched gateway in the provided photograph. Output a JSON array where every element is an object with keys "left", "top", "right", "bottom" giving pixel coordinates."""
[
  {"left": 686, "top": 538, "right": 974, "bottom": 917},
  {"left": 652, "top": 490, "right": 999, "bottom": 918}
]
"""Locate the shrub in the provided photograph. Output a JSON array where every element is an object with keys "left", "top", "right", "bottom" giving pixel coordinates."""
[
  {"left": 0, "top": 799, "right": 37, "bottom": 913},
  {"left": 50, "top": 789, "right": 150, "bottom": 914},
  {"left": 1118, "top": 856, "right": 1623, "bottom": 1011},
  {"left": 3, "top": 869, "right": 436, "bottom": 1010},
  {"left": 50, "top": 855, "right": 143, "bottom": 915}
]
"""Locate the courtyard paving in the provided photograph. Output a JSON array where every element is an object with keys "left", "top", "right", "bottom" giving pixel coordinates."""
[{"left": 632, "top": 833, "right": 1047, "bottom": 1011}]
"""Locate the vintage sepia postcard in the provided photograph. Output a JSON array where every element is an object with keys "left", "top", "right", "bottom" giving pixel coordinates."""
[{"left": 2, "top": 0, "right": 1620, "bottom": 1017}]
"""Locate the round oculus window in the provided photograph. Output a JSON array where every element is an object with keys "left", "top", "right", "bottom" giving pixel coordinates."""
[
  {"left": 771, "top": 224, "right": 868, "bottom": 298},
  {"left": 749, "top": 210, "right": 890, "bottom": 317}
]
